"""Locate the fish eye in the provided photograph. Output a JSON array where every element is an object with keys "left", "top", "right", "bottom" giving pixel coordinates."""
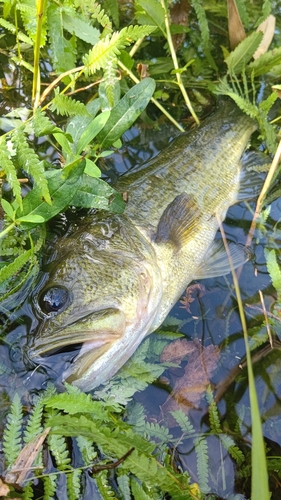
[{"left": 39, "top": 286, "right": 70, "bottom": 314}]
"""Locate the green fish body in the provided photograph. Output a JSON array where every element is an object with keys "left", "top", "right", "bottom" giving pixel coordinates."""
[{"left": 31, "top": 101, "right": 258, "bottom": 390}]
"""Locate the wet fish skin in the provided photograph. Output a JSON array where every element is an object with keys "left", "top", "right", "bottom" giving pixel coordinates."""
[{"left": 31, "top": 101, "right": 257, "bottom": 390}]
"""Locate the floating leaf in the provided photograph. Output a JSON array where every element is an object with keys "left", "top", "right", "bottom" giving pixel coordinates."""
[
  {"left": 96, "top": 78, "right": 156, "bottom": 148},
  {"left": 161, "top": 340, "right": 220, "bottom": 416}
]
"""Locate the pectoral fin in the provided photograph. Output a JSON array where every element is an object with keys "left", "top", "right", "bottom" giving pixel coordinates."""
[
  {"left": 155, "top": 193, "right": 202, "bottom": 250},
  {"left": 194, "top": 240, "right": 250, "bottom": 280}
]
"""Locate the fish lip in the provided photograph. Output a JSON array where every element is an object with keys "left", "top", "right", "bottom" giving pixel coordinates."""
[{"left": 29, "top": 306, "right": 124, "bottom": 358}]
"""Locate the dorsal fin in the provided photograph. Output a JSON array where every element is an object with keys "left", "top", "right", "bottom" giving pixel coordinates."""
[{"left": 155, "top": 193, "right": 202, "bottom": 250}]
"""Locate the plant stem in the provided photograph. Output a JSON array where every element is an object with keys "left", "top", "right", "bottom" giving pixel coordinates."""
[
  {"left": 32, "top": 0, "right": 47, "bottom": 109},
  {"left": 118, "top": 61, "right": 185, "bottom": 132},
  {"left": 246, "top": 137, "right": 281, "bottom": 247},
  {"left": 219, "top": 220, "right": 270, "bottom": 500},
  {"left": 160, "top": 0, "right": 200, "bottom": 125},
  {"left": 0, "top": 222, "right": 16, "bottom": 239}
]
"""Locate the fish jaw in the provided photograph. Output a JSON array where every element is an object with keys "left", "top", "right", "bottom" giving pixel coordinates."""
[{"left": 62, "top": 274, "right": 163, "bottom": 390}]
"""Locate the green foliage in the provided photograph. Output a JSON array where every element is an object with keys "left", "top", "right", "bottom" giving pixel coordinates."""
[{"left": 3, "top": 393, "right": 23, "bottom": 467}]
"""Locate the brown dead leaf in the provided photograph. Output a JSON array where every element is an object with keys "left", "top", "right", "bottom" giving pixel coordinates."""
[
  {"left": 170, "top": 0, "right": 190, "bottom": 52},
  {"left": 179, "top": 283, "right": 206, "bottom": 314},
  {"left": 0, "top": 477, "right": 10, "bottom": 497},
  {"left": 227, "top": 0, "right": 246, "bottom": 50},
  {"left": 253, "top": 15, "right": 276, "bottom": 59},
  {"left": 161, "top": 340, "right": 220, "bottom": 418},
  {"left": 160, "top": 338, "right": 197, "bottom": 363},
  {"left": 5, "top": 427, "right": 51, "bottom": 486}
]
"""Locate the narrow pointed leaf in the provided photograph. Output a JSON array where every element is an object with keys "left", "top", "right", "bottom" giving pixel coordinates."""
[
  {"left": 225, "top": 31, "right": 263, "bottom": 74},
  {"left": 96, "top": 78, "right": 156, "bottom": 149},
  {"left": 76, "top": 111, "right": 110, "bottom": 154}
]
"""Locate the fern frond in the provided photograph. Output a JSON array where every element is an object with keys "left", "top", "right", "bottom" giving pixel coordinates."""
[
  {"left": 23, "top": 398, "right": 45, "bottom": 469},
  {"left": 12, "top": 129, "right": 51, "bottom": 205},
  {"left": 189, "top": 0, "right": 215, "bottom": 68},
  {"left": 50, "top": 93, "right": 89, "bottom": 117},
  {"left": 76, "top": 435, "right": 97, "bottom": 465},
  {"left": 47, "top": 433, "right": 71, "bottom": 470},
  {"left": 194, "top": 436, "right": 209, "bottom": 492},
  {"left": 265, "top": 249, "right": 281, "bottom": 302},
  {"left": 206, "top": 387, "right": 222, "bottom": 434},
  {"left": 42, "top": 473, "right": 58, "bottom": 499},
  {"left": 96, "top": 470, "right": 116, "bottom": 498},
  {"left": 3, "top": 393, "right": 23, "bottom": 467},
  {"left": 0, "top": 16, "right": 33, "bottom": 44},
  {"left": 67, "top": 469, "right": 82, "bottom": 500},
  {"left": 170, "top": 410, "right": 195, "bottom": 434},
  {"left": 83, "top": 25, "right": 155, "bottom": 75},
  {"left": 117, "top": 474, "right": 131, "bottom": 499},
  {"left": 259, "top": 91, "right": 278, "bottom": 114},
  {"left": 142, "top": 421, "right": 173, "bottom": 447},
  {"left": 0, "top": 249, "right": 33, "bottom": 283},
  {"left": 90, "top": 2, "right": 112, "bottom": 35},
  {"left": 0, "top": 137, "right": 22, "bottom": 209},
  {"left": 219, "top": 434, "right": 245, "bottom": 465},
  {"left": 131, "top": 477, "right": 154, "bottom": 500},
  {"left": 32, "top": 109, "right": 57, "bottom": 137},
  {"left": 103, "top": 57, "right": 119, "bottom": 108},
  {"left": 22, "top": 481, "right": 34, "bottom": 500}
]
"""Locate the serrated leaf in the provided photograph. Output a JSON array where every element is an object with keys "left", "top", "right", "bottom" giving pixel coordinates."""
[
  {"left": 96, "top": 78, "right": 156, "bottom": 148},
  {"left": 47, "top": 4, "right": 77, "bottom": 72},
  {"left": 16, "top": 159, "right": 86, "bottom": 223},
  {"left": 62, "top": 12, "right": 100, "bottom": 44},
  {"left": 225, "top": 30, "right": 263, "bottom": 74},
  {"left": 0, "top": 249, "right": 33, "bottom": 282},
  {"left": 71, "top": 174, "right": 125, "bottom": 213},
  {"left": 76, "top": 110, "right": 110, "bottom": 154},
  {"left": 135, "top": 0, "right": 165, "bottom": 34},
  {"left": 247, "top": 46, "right": 281, "bottom": 77}
]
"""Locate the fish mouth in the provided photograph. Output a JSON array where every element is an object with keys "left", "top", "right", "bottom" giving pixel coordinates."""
[{"left": 29, "top": 307, "right": 126, "bottom": 359}]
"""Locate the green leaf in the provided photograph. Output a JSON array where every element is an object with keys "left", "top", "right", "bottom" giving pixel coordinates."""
[
  {"left": 16, "top": 159, "right": 86, "bottom": 223},
  {"left": 50, "top": 93, "right": 89, "bottom": 117},
  {"left": 16, "top": 214, "right": 45, "bottom": 223},
  {"left": 1, "top": 199, "right": 14, "bottom": 220},
  {"left": 225, "top": 31, "right": 263, "bottom": 74},
  {"left": 0, "top": 249, "right": 33, "bottom": 282},
  {"left": 135, "top": 0, "right": 165, "bottom": 35},
  {"left": 62, "top": 12, "right": 100, "bottom": 44},
  {"left": 47, "top": 4, "right": 77, "bottom": 72},
  {"left": 247, "top": 46, "right": 281, "bottom": 77},
  {"left": 96, "top": 78, "right": 156, "bottom": 148},
  {"left": 71, "top": 174, "right": 126, "bottom": 213},
  {"left": 76, "top": 110, "right": 110, "bottom": 154},
  {"left": 84, "top": 159, "right": 101, "bottom": 178}
]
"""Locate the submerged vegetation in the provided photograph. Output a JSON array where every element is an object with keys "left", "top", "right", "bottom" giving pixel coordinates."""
[{"left": 0, "top": 0, "right": 281, "bottom": 498}]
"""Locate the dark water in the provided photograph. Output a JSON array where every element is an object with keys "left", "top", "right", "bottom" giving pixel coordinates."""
[{"left": 1, "top": 116, "right": 281, "bottom": 499}]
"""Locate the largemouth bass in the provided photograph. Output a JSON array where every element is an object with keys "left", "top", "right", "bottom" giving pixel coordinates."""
[{"left": 31, "top": 101, "right": 259, "bottom": 391}]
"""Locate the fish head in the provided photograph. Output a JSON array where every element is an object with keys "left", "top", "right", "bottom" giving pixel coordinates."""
[{"left": 30, "top": 214, "right": 162, "bottom": 389}]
